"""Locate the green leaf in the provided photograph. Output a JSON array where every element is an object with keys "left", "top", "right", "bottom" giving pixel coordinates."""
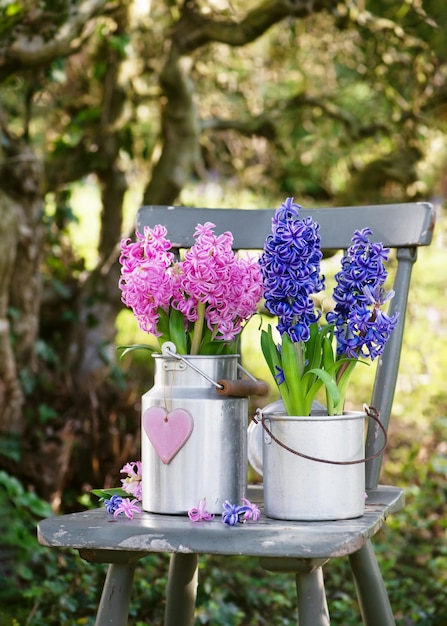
[
  {"left": 332, "top": 359, "right": 367, "bottom": 414},
  {"left": 91, "top": 487, "right": 128, "bottom": 500},
  {"left": 307, "top": 367, "right": 340, "bottom": 408},
  {"left": 199, "top": 340, "right": 229, "bottom": 355},
  {"left": 117, "top": 344, "right": 156, "bottom": 359},
  {"left": 260, "top": 326, "right": 293, "bottom": 410},
  {"left": 260, "top": 326, "right": 281, "bottom": 380},
  {"left": 305, "top": 323, "right": 324, "bottom": 372},
  {"left": 156, "top": 308, "right": 171, "bottom": 345},
  {"left": 169, "top": 308, "right": 188, "bottom": 353}
]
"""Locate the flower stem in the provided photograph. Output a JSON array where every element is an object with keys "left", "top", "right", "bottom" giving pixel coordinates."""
[
  {"left": 295, "top": 339, "right": 305, "bottom": 378},
  {"left": 333, "top": 359, "right": 357, "bottom": 414},
  {"left": 282, "top": 333, "right": 306, "bottom": 415},
  {"left": 191, "top": 301, "right": 206, "bottom": 355}
]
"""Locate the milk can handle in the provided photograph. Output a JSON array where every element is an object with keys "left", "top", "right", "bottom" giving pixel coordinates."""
[
  {"left": 254, "top": 405, "right": 387, "bottom": 465},
  {"left": 161, "top": 342, "right": 269, "bottom": 397},
  {"left": 217, "top": 379, "right": 269, "bottom": 398}
]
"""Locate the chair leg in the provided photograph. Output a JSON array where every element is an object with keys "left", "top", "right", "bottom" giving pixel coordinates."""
[
  {"left": 95, "top": 561, "right": 136, "bottom": 626},
  {"left": 295, "top": 566, "right": 330, "bottom": 626},
  {"left": 164, "top": 553, "right": 198, "bottom": 626},
  {"left": 349, "top": 540, "right": 396, "bottom": 626}
]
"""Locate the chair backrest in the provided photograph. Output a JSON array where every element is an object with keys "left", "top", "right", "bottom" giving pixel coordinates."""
[{"left": 137, "top": 202, "right": 435, "bottom": 490}]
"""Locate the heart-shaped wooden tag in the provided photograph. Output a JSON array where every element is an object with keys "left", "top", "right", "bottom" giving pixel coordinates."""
[{"left": 142, "top": 406, "right": 194, "bottom": 464}]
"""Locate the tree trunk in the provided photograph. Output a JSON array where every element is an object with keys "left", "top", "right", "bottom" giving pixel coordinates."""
[
  {"left": 0, "top": 124, "right": 44, "bottom": 437},
  {"left": 65, "top": 1, "right": 130, "bottom": 389},
  {"left": 142, "top": 42, "right": 202, "bottom": 205},
  {"left": 0, "top": 193, "right": 22, "bottom": 436},
  {"left": 65, "top": 168, "right": 127, "bottom": 390}
]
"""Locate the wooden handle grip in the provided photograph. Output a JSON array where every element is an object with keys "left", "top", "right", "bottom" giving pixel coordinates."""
[{"left": 216, "top": 379, "right": 269, "bottom": 398}]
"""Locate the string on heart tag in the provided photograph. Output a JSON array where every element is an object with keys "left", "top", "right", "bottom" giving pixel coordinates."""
[
  {"left": 142, "top": 356, "right": 194, "bottom": 464},
  {"left": 162, "top": 358, "right": 175, "bottom": 417}
]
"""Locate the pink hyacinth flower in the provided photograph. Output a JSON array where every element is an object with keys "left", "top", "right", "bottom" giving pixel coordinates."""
[
  {"left": 172, "top": 222, "right": 263, "bottom": 340},
  {"left": 188, "top": 498, "right": 215, "bottom": 522},
  {"left": 119, "top": 226, "right": 175, "bottom": 335},
  {"left": 240, "top": 497, "right": 261, "bottom": 522},
  {"left": 120, "top": 461, "right": 142, "bottom": 501},
  {"left": 113, "top": 498, "right": 142, "bottom": 520}
]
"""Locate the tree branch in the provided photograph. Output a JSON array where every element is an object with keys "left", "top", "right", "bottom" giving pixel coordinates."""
[
  {"left": 285, "top": 93, "right": 392, "bottom": 139},
  {"left": 174, "top": 0, "right": 334, "bottom": 53},
  {"left": 202, "top": 113, "right": 277, "bottom": 140},
  {"left": 0, "top": 0, "right": 112, "bottom": 81},
  {"left": 201, "top": 90, "right": 393, "bottom": 145}
]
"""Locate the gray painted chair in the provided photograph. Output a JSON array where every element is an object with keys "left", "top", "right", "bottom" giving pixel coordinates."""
[{"left": 38, "top": 201, "right": 435, "bottom": 625}]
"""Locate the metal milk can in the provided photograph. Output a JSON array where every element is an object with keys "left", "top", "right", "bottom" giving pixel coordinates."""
[{"left": 141, "top": 342, "right": 268, "bottom": 514}]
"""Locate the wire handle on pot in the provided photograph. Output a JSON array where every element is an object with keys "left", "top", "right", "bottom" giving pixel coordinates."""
[
  {"left": 162, "top": 342, "right": 222, "bottom": 387},
  {"left": 161, "top": 342, "right": 269, "bottom": 397},
  {"left": 253, "top": 404, "right": 387, "bottom": 466}
]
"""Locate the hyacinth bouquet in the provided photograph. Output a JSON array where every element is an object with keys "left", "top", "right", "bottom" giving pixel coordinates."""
[
  {"left": 119, "top": 221, "right": 263, "bottom": 356},
  {"left": 259, "top": 198, "right": 399, "bottom": 417}
]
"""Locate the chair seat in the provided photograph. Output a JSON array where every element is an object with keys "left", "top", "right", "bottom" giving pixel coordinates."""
[{"left": 37, "top": 485, "right": 403, "bottom": 562}]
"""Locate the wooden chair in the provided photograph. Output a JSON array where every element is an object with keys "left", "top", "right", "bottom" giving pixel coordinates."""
[{"left": 38, "top": 201, "right": 435, "bottom": 626}]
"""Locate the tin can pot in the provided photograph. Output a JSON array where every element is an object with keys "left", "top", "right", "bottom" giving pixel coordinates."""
[
  {"left": 261, "top": 409, "right": 367, "bottom": 521},
  {"left": 141, "top": 353, "right": 248, "bottom": 514}
]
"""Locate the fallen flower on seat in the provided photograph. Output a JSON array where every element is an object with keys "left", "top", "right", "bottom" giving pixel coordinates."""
[
  {"left": 104, "top": 494, "right": 142, "bottom": 520},
  {"left": 93, "top": 460, "right": 143, "bottom": 520},
  {"left": 187, "top": 497, "right": 261, "bottom": 525},
  {"left": 112, "top": 498, "right": 142, "bottom": 520},
  {"left": 188, "top": 498, "right": 215, "bottom": 522},
  {"left": 222, "top": 498, "right": 261, "bottom": 526}
]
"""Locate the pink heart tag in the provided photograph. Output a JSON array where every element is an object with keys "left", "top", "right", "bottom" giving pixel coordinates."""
[{"left": 142, "top": 406, "right": 194, "bottom": 464}]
